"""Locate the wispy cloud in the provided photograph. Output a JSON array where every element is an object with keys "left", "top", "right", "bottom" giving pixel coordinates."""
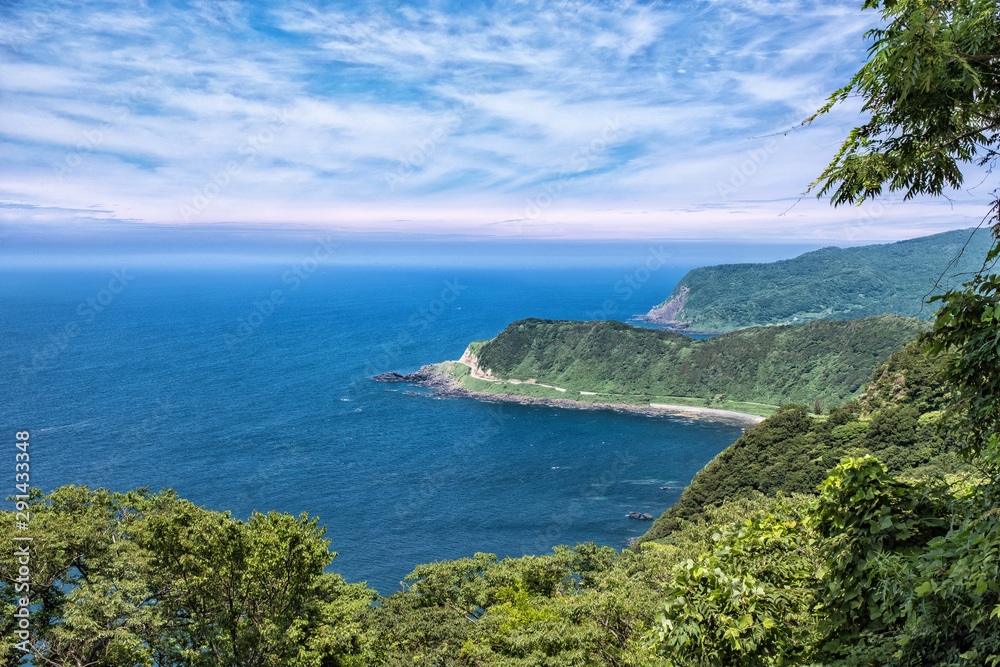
[{"left": 0, "top": 0, "right": 988, "bottom": 239}]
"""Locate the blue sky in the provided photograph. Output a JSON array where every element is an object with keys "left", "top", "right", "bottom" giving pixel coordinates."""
[{"left": 0, "top": 0, "right": 992, "bottom": 241}]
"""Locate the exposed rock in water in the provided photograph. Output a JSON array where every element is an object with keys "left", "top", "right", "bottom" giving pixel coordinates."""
[
  {"left": 627, "top": 512, "right": 655, "bottom": 520},
  {"left": 372, "top": 370, "right": 434, "bottom": 383},
  {"left": 371, "top": 366, "right": 764, "bottom": 425}
]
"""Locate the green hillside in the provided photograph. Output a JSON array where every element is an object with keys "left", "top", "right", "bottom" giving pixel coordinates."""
[
  {"left": 5, "top": 343, "right": 986, "bottom": 667},
  {"left": 460, "top": 314, "right": 928, "bottom": 411},
  {"left": 633, "top": 342, "right": 965, "bottom": 545},
  {"left": 644, "top": 227, "right": 992, "bottom": 332}
]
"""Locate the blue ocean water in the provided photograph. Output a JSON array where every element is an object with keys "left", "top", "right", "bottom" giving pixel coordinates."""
[{"left": 0, "top": 244, "right": 781, "bottom": 594}]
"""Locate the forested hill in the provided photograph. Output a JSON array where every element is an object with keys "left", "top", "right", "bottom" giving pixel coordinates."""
[
  {"left": 466, "top": 314, "right": 927, "bottom": 409},
  {"left": 634, "top": 341, "right": 964, "bottom": 545},
  {"left": 644, "top": 227, "right": 992, "bottom": 332}
]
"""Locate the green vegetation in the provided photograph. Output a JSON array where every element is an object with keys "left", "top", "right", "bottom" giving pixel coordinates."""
[
  {"left": 0, "top": 487, "right": 375, "bottom": 666},
  {"left": 458, "top": 313, "right": 926, "bottom": 411},
  {"left": 440, "top": 359, "right": 777, "bottom": 417},
  {"left": 809, "top": 2, "right": 1000, "bottom": 207},
  {"left": 2, "top": 343, "right": 996, "bottom": 666},
  {"left": 1, "top": 485, "right": 815, "bottom": 666},
  {"left": 644, "top": 227, "right": 992, "bottom": 332},
  {"left": 7, "top": 456, "right": 994, "bottom": 666},
  {"left": 6, "top": 335, "right": 990, "bottom": 666},
  {"left": 635, "top": 342, "right": 966, "bottom": 544},
  {"left": 6, "top": 2, "right": 1000, "bottom": 665}
]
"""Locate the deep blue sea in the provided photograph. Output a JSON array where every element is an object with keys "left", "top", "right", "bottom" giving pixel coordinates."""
[{"left": 0, "top": 238, "right": 823, "bottom": 594}]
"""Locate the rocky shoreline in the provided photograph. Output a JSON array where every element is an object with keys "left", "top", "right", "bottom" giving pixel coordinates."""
[{"left": 373, "top": 367, "right": 765, "bottom": 426}]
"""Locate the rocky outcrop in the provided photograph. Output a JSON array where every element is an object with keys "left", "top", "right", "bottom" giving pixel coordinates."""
[
  {"left": 457, "top": 346, "right": 477, "bottom": 368},
  {"left": 371, "top": 366, "right": 764, "bottom": 425},
  {"left": 627, "top": 512, "right": 655, "bottom": 520},
  {"left": 372, "top": 369, "right": 435, "bottom": 383},
  {"left": 458, "top": 346, "right": 497, "bottom": 380},
  {"left": 643, "top": 285, "right": 689, "bottom": 326}
]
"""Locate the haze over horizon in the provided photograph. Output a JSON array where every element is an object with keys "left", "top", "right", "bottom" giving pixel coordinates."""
[{"left": 1, "top": 0, "right": 994, "bottom": 243}]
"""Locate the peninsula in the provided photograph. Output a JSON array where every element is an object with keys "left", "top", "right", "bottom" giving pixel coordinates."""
[{"left": 375, "top": 313, "right": 927, "bottom": 421}]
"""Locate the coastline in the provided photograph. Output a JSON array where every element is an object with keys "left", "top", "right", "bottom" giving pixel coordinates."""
[{"left": 377, "top": 365, "right": 767, "bottom": 427}]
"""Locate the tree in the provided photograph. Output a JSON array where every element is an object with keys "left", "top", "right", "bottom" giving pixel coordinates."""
[
  {"left": 0, "top": 486, "right": 165, "bottom": 667},
  {"left": 800, "top": 3, "right": 1000, "bottom": 664},
  {"left": 810, "top": 0, "right": 1000, "bottom": 473},
  {"left": 0, "top": 487, "right": 373, "bottom": 667},
  {"left": 652, "top": 496, "right": 822, "bottom": 666},
  {"left": 810, "top": 0, "right": 1000, "bottom": 205}
]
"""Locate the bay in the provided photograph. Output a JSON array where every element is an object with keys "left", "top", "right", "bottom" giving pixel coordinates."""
[{"left": 0, "top": 240, "right": 813, "bottom": 593}]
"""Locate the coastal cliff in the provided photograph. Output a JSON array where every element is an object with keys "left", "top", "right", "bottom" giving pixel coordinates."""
[
  {"left": 643, "top": 285, "right": 690, "bottom": 329},
  {"left": 642, "top": 227, "right": 991, "bottom": 332}
]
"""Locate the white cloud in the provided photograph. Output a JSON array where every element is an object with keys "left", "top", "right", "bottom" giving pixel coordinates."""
[{"left": 0, "top": 0, "right": 988, "bottom": 239}]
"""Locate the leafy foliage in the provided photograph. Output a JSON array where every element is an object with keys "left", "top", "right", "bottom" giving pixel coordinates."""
[
  {"left": 802, "top": 3, "right": 1000, "bottom": 662},
  {"left": 471, "top": 314, "right": 926, "bottom": 408},
  {"left": 364, "top": 543, "right": 678, "bottom": 667},
  {"left": 807, "top": 0, "right": 1000, "bottom": 476},
  {"left": 652, "top": 497, "right": 822, "bottom": 666},
  {"left": 1, "top": 454, "right": 993, "bottom": 667},
  {"left": 810, "top": 456, "right": 1000, "bottom": 666},
  {"left": 644, "top": 228, "right": 992, "bottom": 332},
  {"left": 812, "top": 457, "right": 949, "bottom": 648},
  {"left": 924, "top": 221, "right": 1000, "bottom": 473},
  {"left": 0, "top": 487, "right": 374, "bottom": 667},
  {"left": 809, "top": 0, "right": 1000, "bottom": 205},
  {"left": 635, "top": 341, "right": 964, "bottom": 544}
]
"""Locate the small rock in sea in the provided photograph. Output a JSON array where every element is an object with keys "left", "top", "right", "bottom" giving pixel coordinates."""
[
  {"left": 372, "top": 372, "right": 408, "bottom": 382},
  {"left": 626, "top": 511, "right": 655, "bottom": 520},
  {"left": 402, "top": 391, "right": 419, "bottom": 396},
  {"left": 373, "top": 370, "right": 434, "bottom": 383}
]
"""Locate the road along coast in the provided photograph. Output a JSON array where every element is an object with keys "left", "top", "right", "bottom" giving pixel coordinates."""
[{"left": 373, "top": 364, "right": 766, "bottom": 427}]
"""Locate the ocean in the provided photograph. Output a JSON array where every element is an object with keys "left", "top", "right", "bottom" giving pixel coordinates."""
[{"left": 1, "top": 238, "right": 820, "bottom": 593}]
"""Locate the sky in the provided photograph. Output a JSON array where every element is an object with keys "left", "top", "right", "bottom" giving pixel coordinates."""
[{"left": 0, "top": 0, "right": 994, "bottom": 242}]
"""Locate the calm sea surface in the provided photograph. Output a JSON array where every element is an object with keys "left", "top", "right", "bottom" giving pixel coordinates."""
[{"left": 1, "top": 241, "right": 815, "bottom": 593}]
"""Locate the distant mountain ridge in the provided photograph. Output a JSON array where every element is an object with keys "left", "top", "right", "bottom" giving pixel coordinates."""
[{"left": 644, "top": 227, "right": 992, "bottom": 333}]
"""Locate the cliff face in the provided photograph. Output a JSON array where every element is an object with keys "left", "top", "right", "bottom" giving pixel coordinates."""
[
  {"left": 457, "top": 345, "right": 497, "bottom": 380},
  {"left": 457, "top": 345, "right": 477, "bottom": 368},
  {"left": 644, "top": 285, "right": 689, "bottom": 326}
]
